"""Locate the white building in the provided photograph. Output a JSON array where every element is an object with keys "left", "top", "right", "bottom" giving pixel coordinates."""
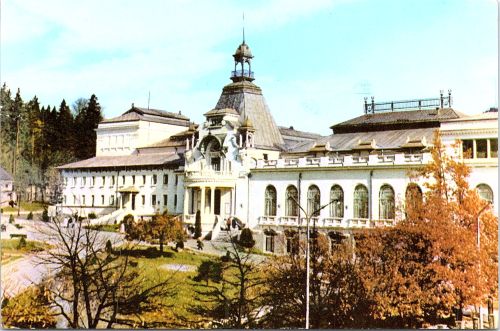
[
  {"left": 56, "top": 40, "right": 498, "bottom": 253},
  {"left": 56, "top": 106, "right": 193, "bottom": 222},
  {"left": 0, "top": 166, "right": 16, "bottom": 207}
]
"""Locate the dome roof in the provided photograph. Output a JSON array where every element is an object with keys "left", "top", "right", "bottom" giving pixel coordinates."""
[{"left": 233, "top": 42, "right": 253, "bottom": 61}]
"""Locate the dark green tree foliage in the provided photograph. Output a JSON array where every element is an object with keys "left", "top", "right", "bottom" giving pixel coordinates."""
[
  {"left": 190, "top": 238, "right": 265, "bottom": 328},
  {"left": 0, "top": 84, "right": 104, "bottom": 203},
  {"left": 238, "top": 228, "right": 255, "bottom": 249},
  {"left": 74, "top": 94, "right": 102, "bottom": 160},
  {"left": 194, "top": 210, "right": 202, "bottom": 239}
]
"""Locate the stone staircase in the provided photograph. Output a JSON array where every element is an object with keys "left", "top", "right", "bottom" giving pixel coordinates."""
[{"left": 91, "top": 209, "right": 127, "bottom": 225}]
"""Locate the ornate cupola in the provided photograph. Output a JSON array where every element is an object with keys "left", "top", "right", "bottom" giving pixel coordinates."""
[{"left": 231, "top": 39, "right": 254, "bottom": 82}]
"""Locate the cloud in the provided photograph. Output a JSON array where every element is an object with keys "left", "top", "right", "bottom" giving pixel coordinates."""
[{"left": 2, "top": 0, "right": 338, "bottom": 119}]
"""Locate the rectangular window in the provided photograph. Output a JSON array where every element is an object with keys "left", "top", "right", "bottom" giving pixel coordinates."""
[
  {"left": 64, "top": 195, "right": 67, "bottom": 205},
  {"left": 91, "top": 195, "right": 95, "bottom": 207},
  {"left": 122, "top": 176, "right": 125, "bottom": 185},
  {"left": 143, "top": 175, "right": 146, "bottom": 184},
  {"left": 110, "top": 195, "right": 115, "bottom": 205},
  {"left": 132, "top": 175, "right": 136, "bottom": 185},
  {"left": 141, "top": 195, "right": 145, "bottom": 205},
  {"left": 82, "top": 195, "right": 86, "bottom": 206},
  {"left": 462, "top": 140, "right": 473, "bottom": 159},
  {"left": 101, "top": 195, "right": 105, "bottom": 205},
  {"left": 175, "top": 175, "right": 179, "bottom": 186},
  {"left": 102, "top": 176, "right": 105, "bottom": 186},
  {"left": 174, "top": 194, "right": 177, "bottom": 208},
  {"left": 265, "top": 235, "right": 275, "bottom": 253},
  {"left": 163, "top": 174, "right": 168, "bottom": 185},
  {"left": 163, "top": 194, "right": 168, "bottom": 206},
  {"left": 476, "top": 139, "right": 487, "bottom": 158},
  {"left": 152, "top": 175, "right": 157, "bottom": 185},
  {"left": 83, "top": 177, "right": 87, "bottom": 186},
  {"left": 73, "top": 195, "right": 77, "bottom": 205},
  {"left": 263, "top": 153, "right": 268, "bottom": 161},
  {"left": 92, "top": 176, "right": 95, "bottom": 186},
  {"left": 490, "top": 138, "right": 498, "bottom": 158},
  {"left": 112, "top": 176, "right": 115, "bottom": 185},
  {"left": 152, "top": 195, "right": 157, "bottom": 206}
]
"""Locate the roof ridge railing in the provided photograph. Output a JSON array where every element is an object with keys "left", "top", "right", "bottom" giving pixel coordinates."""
[{"left": 364, "top": 90, "right": 452, "bottom": 114}]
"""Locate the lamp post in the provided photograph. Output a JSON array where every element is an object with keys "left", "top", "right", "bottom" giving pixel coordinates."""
[
  {"left": 475, "top": 202, "right": 491, "bottom": 329},
  {"left": 292, "top": 195, "right": 335, "bottom": 329}
]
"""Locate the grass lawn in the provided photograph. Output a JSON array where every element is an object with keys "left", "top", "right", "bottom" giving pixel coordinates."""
[
  {"left": 113, "top": 245, "right": 218, "bottom": 328},
  {"left": 84, "top": 223, "right": 120, "bottom": 232},
  {"left": 1, "top": 239, "right": 50, "bottom": 265},
  {"left": 2, "top": 201, "right": 47, "bottom": 213}
]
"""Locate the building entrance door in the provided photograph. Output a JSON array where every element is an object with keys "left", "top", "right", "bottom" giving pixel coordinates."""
[{"left": 214, "top": 189, "right": 221, "bottom": 215}]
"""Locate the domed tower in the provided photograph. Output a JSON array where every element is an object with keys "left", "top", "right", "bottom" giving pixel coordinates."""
[
  {"left": 231, "top": 41, "right": 254, "bottom": 82},
  {"left": 214, "top": 40, "right": 284, "bottom": 150}
]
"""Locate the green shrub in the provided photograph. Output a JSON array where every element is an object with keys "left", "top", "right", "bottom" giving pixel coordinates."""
[
  {"left": 17, "top": 236, "right": 27, "bottom": 249},
  {"left": 14, "top": 224, "right": 23, "bottom": 230},
  {"left": 9, "top": 214, "right": 14, "bottom": 223},
  {"left": 194, "top": 210, "right": 202, "bottom": 239},
  {"left": 194, "top": 260, "right": 223, "bottom": 284},
  {"left": 88, "top": 212, "right": 97, "bottom": 219},
  {"left": 238, "top": 228, "right": 255, "bottom": 248},
  {"left": 41, "top": 209, "right": 49, "bottom": 222},
  {"left": 27, "top": 211, "right": 33, "bottom": 220},
  {"left": 105, "top": 239, "right": 113, "bottom": 253}
]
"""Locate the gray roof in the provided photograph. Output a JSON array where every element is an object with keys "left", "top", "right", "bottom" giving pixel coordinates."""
[
  {"left": 278, "top": 126, "right": 323, "bottom": 140},
  {"left": 0, "top": 166, "right": 13, "bottom": 181},
  {"left": 214, "top": 81, "right": 284, "bottom": 149},
  {"left": 204, "top": 108, "right": 239, "bottom": 116},
  {"left": 289, "top": 127, "right": 438, "bottom": 153},
  {"left": 331, "top": 108, "right": 463, "bottom": 133},
  {"left": 101, "top": 106, "right": 190, "bottom": 126},
  {"left": 57, "top": 153, "right": 182, "bottom": 170}
]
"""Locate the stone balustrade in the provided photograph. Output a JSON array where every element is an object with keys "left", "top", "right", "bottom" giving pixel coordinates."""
[
  {"left": 255, "top": 153, "right": 431, "bottom": 169},
  {"left": 257, "top": 216, "right": 395, "bottom": 229}
]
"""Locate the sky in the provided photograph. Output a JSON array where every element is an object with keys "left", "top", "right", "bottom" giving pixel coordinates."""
[{"left": 1, "top": 0, "right": 498, "bottom": 135}]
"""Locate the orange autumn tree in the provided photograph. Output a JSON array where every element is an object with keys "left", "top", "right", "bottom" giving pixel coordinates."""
[{"left": 355, "top": 131, "right": 498, "bottom": 327}]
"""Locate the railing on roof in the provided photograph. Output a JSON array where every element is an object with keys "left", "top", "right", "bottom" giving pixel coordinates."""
[
  {"left": 231, "top": 69, "right": 254, "bottom": 79},
  {"left": 364, "top": 90, "right": 452, "bottom": 114}
]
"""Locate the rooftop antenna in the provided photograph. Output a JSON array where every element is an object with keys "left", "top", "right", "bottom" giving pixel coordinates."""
[{"left": 147, "top": 91, "right": 151, "bottom": 110}]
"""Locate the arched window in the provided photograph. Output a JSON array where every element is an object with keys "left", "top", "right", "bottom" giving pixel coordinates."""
[
  {"left": 285, "top": 185, "right": 299, "bottom": 217},
  {"left": 405, "top": 183, "right": 422, "bottom": 218},
  {"left": 379, "top": 185, "right": 395, "bottom": 220},
  {"left": 307, "top": 185, "right": 321, "bottom": 216},
  {"left": 265, "top": 185, "right": 277, "bottom": 216},
  {"left": 476, "top": 184, "right": 493, "bottom": 204},
  {"left": 354, "top": 184, "right": 369, "bottom": 219},
  {"left": 330, "top": 185, "right": 344, "bottom": 218}
]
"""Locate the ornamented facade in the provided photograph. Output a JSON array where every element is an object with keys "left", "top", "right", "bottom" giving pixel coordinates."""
[{"left": 55, "top": 40, "right": 498, "bottom": 253}]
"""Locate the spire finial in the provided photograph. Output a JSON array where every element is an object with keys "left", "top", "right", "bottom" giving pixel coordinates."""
[{"left": 242, "top": 12, "right": 245, "bottom": 43}]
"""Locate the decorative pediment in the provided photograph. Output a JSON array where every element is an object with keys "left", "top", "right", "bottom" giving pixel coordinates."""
[
  {"left": 400, "top": 136, "right": 429, "bottom": 149},
  {"left": 353, "top": 139, "right": 378, "bottom": 150},
  {"left": 308, "top": 141, "right": 332, "bottom": 153}
]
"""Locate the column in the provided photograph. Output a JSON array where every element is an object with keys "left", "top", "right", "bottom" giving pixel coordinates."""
[
  {"left": 200, "top": 186, "right": 206, "bottom": 217},
  {"left": 210, "top": 186, "right": 215, "bottom": 216},
  {"left": 183, "top": 188, "right": 190, "bottom": 215}
]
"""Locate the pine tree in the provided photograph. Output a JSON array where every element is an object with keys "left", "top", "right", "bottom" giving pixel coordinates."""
[{"left": 74, "top": 94, "right": 102, "bottom": 159}]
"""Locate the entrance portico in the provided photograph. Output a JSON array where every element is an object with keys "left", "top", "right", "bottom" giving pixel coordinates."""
[
  {"left": 118, "top": 186, "right": 139, "bottom": 213},
  {"left": 183, "top": 183, "right": 235, "bottom": 233}
]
